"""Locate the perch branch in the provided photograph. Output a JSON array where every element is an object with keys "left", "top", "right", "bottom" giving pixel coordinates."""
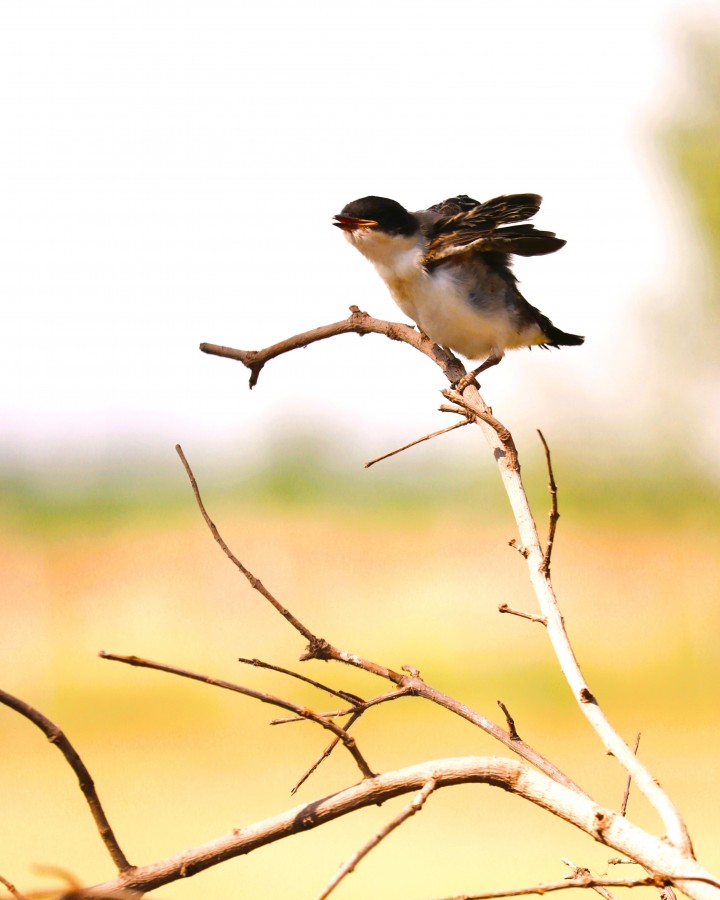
[
  {"left": 0, "top": 689, "right": 131, "bottom": 872},
  {"left": 98, "top": 652, "right": 376, "bottom": 780},
  {"left": 316, "top": 778, "right": 438, "bottom": 900},
  {"left": 81, "top": 757, "right": 720, "bottom": 900}
]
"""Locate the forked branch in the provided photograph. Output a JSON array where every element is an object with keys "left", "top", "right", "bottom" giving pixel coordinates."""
[{"left": 199, "top": 308, "right": 694, "bottom": 854}]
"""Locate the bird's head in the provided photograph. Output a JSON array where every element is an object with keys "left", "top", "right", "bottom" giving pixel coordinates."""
[{"left": 333, "top": 197, "right": 420, "bottom": 263}]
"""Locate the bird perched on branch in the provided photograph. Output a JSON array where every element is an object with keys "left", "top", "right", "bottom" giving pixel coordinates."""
[{"left": 334, "top": 193, "right": 583, "bottom": 380}]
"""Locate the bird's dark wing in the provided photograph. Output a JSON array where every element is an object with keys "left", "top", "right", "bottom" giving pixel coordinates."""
[
  {"left": 427, "top": 194, "right": 483, "bottom": 216},
  {"left": 424, "top": 193, "right": 564, "bottom": 265}
]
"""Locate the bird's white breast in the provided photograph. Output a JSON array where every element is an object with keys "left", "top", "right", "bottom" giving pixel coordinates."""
[{"left": 345, "top": 228, "right": 539, "bottom": 360}]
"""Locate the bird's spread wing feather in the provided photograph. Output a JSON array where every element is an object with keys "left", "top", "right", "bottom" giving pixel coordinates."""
[{"left": 424, "top": 193, "right": 565, "bottom": 265}]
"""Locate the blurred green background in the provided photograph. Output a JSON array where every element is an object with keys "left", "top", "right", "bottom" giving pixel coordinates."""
[{"left": 2, "top": 5, "right": 720, "bottom": 900}]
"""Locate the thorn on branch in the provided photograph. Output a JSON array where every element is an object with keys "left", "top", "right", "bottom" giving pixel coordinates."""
[{"left": 498, "top": 603, "right": 547, "bottom": 626}]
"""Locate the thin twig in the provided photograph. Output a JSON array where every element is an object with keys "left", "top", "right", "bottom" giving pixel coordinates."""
[
  {"left": 0, "top": 874, "right": 27, "bottom": 900},
  {"left": 290, "top": 688, "right": 412, "bottom": 794},
  {"left": 317, "top": 779, "right": 438, "bottom": 900},
  {"left": 620, "top": 733, "right": 642, "bottom": 817},
  {"left": 562, "top": 858, "right": 617, "bottom": 900},
  {"left": 498, "top": 603, "right": 547, "bottom": 625},
  {"left": 537, "top": 430, "right": 559, "bottom": 575},
  {"left": 76, "top": 756, "right": 720, "bottom": 900},
  {"left": 237, "top": 657, "right": 363, "bottom": 705},
  {"left": 364, "top": 419, "right": 471, "bottom": 468},
  {"left": 0, "top": 689, "right": 131, "bottom": 872},
  {"left": 497, "top": 700, "right": 520, "bottom": 740},
  {"left": 429, "top": 875, "right": 673, "bottom": 900},
  {"left": 99, "top": 652, "right": 376, "bottom": 780},
  {"left": 292, "top": 709, "right": 365, "bottom": 795},
  {"left": 175, "top": 444, "right": 319, "bottom": 646}
]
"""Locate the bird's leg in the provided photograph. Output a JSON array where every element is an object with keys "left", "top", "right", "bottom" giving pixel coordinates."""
[{"left": 454, "top": 352, "right": 504, "bottom": 393}]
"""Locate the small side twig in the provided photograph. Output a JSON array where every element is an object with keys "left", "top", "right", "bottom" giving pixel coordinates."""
[
  {"left": 620, "top": 733, "right": 642, "bottom": 817},
  {"left": 175, "top": 444, "right": 320, "bottom": 647},
  {"left": 0, "top": 874, "right": 27, "bottom": 900},
  {"left": 364, "top": 418, "right": 471, "bottom": 468},
  {"left": 428, "top": 875, "right": 676, "bottom": 900},
  {"left": 99, "top": 652, "right": 377, "bottom": 781},
  {"left": 0, "top": 689, "right": 131, "bottom": 872},
  {"left": 497, "top": 700, "right": 520, "bottom": 740},
  {"left": 316, "top": 779, "right": 438, "bottom": 900},
  {"left": 537, "top": 429, "right": 559, "bottom": 575},
  {"left": 562, "top": 858, "right": 617, "bottom": 900},
  {"left": 237, "top": 657, "right": 363, "bottom": 705},
  {"left": 498, "top": 603, "right": 547, "bottom": 626},
  {"left": 289, "top": 688, "right": 412, "bottom": 793}
]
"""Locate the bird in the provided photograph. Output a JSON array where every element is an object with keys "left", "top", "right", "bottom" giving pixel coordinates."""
[{"left": 333, "top": 193, "right": 583, "bottom": 382}]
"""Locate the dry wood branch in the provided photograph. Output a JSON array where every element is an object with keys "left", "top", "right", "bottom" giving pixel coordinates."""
[
  {"left": 201, "top": 313, "right": 694, "bottom": 851},
  {"left": 82, "top": 757, "right": 720, "bottom": 900},
  {"left": 176, "top": 444, "right": 319, "bottom": 645},
  {"left": 429, "top": 875, "right": 681, "bottom": 900},
  {"left": 98, "top": 652, "right": 376, "bottom": 780},
  {"left": 0, "top": 689, "right": 131, "bottom": 872},
  {"left": 498, "top": 603, "right": 547, "bottom": 625},
  {"left": 620, "top": 733, "right": 642, "bottom": 818},
  {"left": 200, "top": 306, "right": 465, "bottom": 388},
  {"left": 317, "top": 778, "right": 438, "bottom": 900},
  {"left": 364, "top": 419, "right": 471, "bottom": 468},
  {"left": 537, "top": 430, "right": 559, "bottom": 575},
  {"left": 237, "top": 657, "right": 363, "bottom": 705},
  {"left": 0, "top": 874, "right": 27, "bottom": 900}
]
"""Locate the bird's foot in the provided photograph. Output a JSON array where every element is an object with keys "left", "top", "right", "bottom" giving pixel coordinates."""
[
  {"left": 453, "top": 370, "right": 481, "bottom": 393},
  {"left": 453, "top": 353, "right": 504, "bottom": 393}
]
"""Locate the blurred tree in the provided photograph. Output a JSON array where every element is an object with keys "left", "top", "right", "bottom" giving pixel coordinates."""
[{"left": 663, "top": 33, "right": 720, "bottom": 316}]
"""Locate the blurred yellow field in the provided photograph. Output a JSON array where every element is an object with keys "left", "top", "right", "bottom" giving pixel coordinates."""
[{"left": 2, "top": 495, "right": 719, "bottom": 899}]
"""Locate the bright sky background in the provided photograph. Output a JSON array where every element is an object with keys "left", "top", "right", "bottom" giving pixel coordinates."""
[{"left": 1, "top": 1, "right": 718, "bottom": 472}]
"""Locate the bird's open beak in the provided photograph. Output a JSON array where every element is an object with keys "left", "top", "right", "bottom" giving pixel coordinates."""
[{"left": 333, "top": 215, "right": 379, "bottom": 232}]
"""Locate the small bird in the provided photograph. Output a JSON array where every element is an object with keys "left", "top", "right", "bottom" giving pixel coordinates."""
[{"left": 334, "top": 193, "right": 583, "bottom": 379}]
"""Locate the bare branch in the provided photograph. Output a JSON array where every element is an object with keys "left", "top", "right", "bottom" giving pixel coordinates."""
[
  {"left": 429, "top": 875, "right": 667, "bottom": 900},
  {"left": 0, "top": 689, "right": 131, "bottom": 872},
  {"left": 290, "top": 689, "right": 412, "bottom": 794},
  {"left": 0, "top": 874, "right": 27, "bottom": 900},
  {"left": 620, "top": 733, "right": 642, "bottom": 817},
  {"left": 175, "top": 444, "right": 319, "bottom": 646},
  {"left": 498, "top": 603, "right": 547, "bottom": 626},
  {"left": 99, "top": 652, "right": 376, "bottom": 780},
  {"left": 364, "top": 418, "right": 471, "bottom": 468},
  {"left": 292, "top": 709, "right": 365, "bottom": 795},
  {"left": 317, "top": 778, "right": 438, "bottom": 900},
  {"left": 79, "top": 757, "right": 720, "bottom": 900},
  {"left": 562, "top": 858, "right": 617, "bottom": 900},
  {"left": 200, "top": 306, "right": 464, "bottom": 388},
  {"left": 537, "top": 430, "right": 559, "bottom": 575},
  {"left": 237, "top": 657, "right": 363, "bottom": 705},
  {"left": 200, "top": 313, "right": 694, "bottom": 851}
]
